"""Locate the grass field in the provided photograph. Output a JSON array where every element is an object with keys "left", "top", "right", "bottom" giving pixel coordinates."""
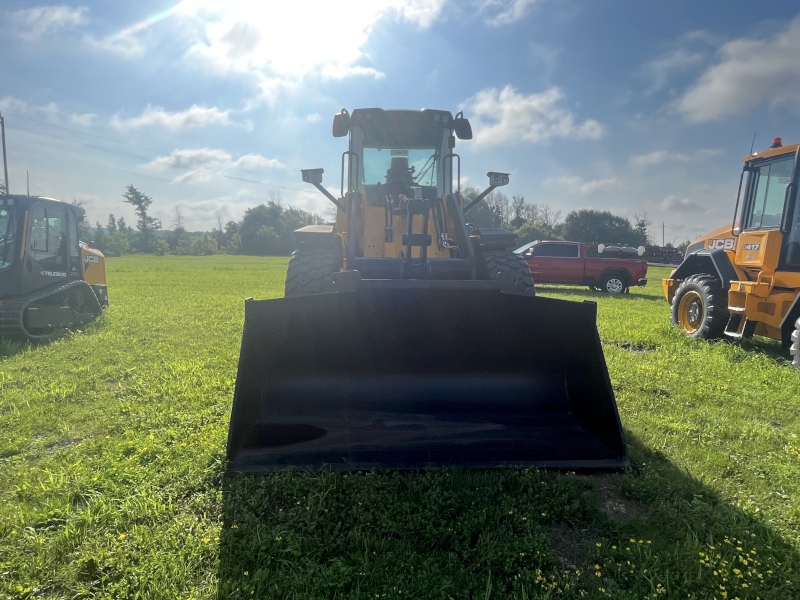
[{"left": 1, "top": 255, "right": 799, "bottom": 599}]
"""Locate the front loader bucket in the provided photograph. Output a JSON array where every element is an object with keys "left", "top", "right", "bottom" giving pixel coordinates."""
[{"left": 227, "top": 285, "right": 627, "bottom": 471}]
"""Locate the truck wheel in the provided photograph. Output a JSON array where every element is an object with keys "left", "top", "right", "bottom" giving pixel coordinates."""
[
  {"left": 670, "top": 274, "right": 728, "bottom": 340},
  {"left": 600, "top": 272, "right": 628, "bottom": 294},
  {"left": 477, "top": 250, "right": 535, "bottom": 296},
  {"left": 790, "top": 316, "right": 800, "bottom": 373},
  {"left": 284, "top": 248, "right": 340, "bottom": 297}
]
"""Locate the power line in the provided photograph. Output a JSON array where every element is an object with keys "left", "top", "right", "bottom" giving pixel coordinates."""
[
  {"left": 7, "top": 141, "right": 318, "bottom": 202},
  {"left": 2, "top": 110, "right": 306, "bottom": 185}
]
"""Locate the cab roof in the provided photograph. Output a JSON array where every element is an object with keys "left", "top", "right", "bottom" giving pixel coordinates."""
[
  {"left": 0, "top": 194, "right": 85, "bottom": 218},
  {"left": 741, "top": 142, "right": 799, "bottom": 163}
]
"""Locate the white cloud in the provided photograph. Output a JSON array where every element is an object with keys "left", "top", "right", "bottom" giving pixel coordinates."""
[
  {"left": 0, "top": 96, "right": 91, "bottom": 125},
  {"left": 110, "top": 104, "right": 233, "bottom": 131},
  {"left": 677, "top": 16, "right": 800, "bottom": 121},
  {"left": 483, "top": 0, "right": 542, "bottom": 26},
  {"left": 146, "top": 148, "right": 284, "bottom": 185},
  {"left": 461, "top": 85, "right": 605, "bottom": 146},
  {"left": 545, "top": 176, "right": 619, "bottom": 195},
  {"left": 629, "top": 151, "right": 690, "bottom": 166},
  {"left": 643, "top": 49, "right": 705, "bottom": 95},
  {"left": 177, "top": 0, "right": 447, "bottom": 95},
  {"left": 84, "top": 30, "right": 145, "bottom": 57},
  {"left": 629, "top": 148, "right": 725, "bottom": 166},
  {"left": 12, "top": 5, "right": 88, "bottom": 41},
  {"left": 70, "top": 113, "right": 96, "bottom": 126},
  {"left": 660, "top": 195, "right": 704, "bottom": 212}
]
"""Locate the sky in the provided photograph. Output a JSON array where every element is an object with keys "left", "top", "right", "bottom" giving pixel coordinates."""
[{"left": 2, "top": 0, "right": 800, "bottom": 244}]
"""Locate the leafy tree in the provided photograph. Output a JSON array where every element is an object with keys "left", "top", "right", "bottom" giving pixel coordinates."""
[
  {"left": 676, "top": 240, "right": 691, "bottom": 255},
  {"left": 191, "top": 235, "right": 218, "bottom": 255},
  {"left": 122, "top": 185, "right": 162, "bottom": 253},
  {"left": 514, "top": 221, "right": 562, "bottom": 245},
  {"left": 461, "top": 187, "right": 502, "bottom": 228},
  {"left": 107, "top": 214, "right": 118, "bottom": 234},
  {"left": 561, "top": 209, "right": 640, "bottom": 245},
  {"left": 238, "top": 201, "right": 319, "bottom": 255},
  {"left": 633, "top": 212, "right": 652, "bottom": 246},
  {"left": 105, "top": 231, "right": 130, "bottom": 256},
  {"left": 92, "top": 221, "right": 106, "bottom": 251},
  {"left": 116, "top": 216, "right": 133, "bottom": 234},
  {"left": 0, "top": 182, "right": 6, "bottom": 195}
]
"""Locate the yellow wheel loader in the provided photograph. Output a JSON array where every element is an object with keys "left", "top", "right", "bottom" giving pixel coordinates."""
[
  {"left": 227, "top": 108, "right": 627, "bottom": 471},
  {"left": 0, "top": 195, "right": 108, "bottom": 341},
  {"left": 664, "top": 137, "right": 800, "bottom": 371}
]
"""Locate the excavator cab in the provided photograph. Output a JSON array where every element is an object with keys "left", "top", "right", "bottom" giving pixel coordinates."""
[
  {"left": 227, "top": 108, "right": 628, "bottom": 471},
  {"left": 0, "top": 195, "right": 107, "bottom": 340}
]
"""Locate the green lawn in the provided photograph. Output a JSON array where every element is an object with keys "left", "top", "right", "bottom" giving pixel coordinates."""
[{"left": 1, "top": 256, "right": 799, "bottom": 599}]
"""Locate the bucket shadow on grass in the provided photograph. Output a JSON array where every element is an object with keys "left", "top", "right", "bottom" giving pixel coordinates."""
[
  {"left": 534, "top": 285, "right": 665, "bottom": 302},
  {"left": 217, "top": 433, "right": 800, "bottom": 599}
]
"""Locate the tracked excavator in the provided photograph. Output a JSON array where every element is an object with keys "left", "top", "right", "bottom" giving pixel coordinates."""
[
  {"left": 0, "top": 194, "right": 108, "bottom": 341},
  {"left": 227, "top": 108, "right": 627, "bottom": 471},
  {"left": 665, "top": 137, "right": 800, "bottom": 371}
]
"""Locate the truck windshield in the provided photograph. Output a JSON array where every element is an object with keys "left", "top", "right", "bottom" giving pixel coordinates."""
[
  {"left": 363, "top": 148, "right": 438, "bottom": 187},
  {"left": 0, "top": 208, "right": 16, "bottom": 270}
]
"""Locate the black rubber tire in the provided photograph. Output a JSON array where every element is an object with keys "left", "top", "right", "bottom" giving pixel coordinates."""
[
  {"left": 600, "top": 272, "right": 628, "bottom": 294},
  {"left": 790, "top": 316, "right": 800, "bottom": 373},
  {"left": 284, "top": 248, "right": 340, "bottom": 297},
  {"left": 477, "top": 250, "right": 535, "bottom": 295},
  {"left": 670, "top": 274, "right": 729, "bottom": 340}
]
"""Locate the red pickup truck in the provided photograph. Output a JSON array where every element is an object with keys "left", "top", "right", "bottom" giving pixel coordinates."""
[{"left": 514, "top": 241, "right": 648, "bottom": 294}]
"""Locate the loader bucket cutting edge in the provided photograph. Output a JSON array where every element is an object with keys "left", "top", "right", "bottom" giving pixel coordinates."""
[{"left": 226, "top": 287, "right": 627, "bottom": 471}]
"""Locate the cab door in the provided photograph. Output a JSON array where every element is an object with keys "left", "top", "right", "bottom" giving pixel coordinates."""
[
  {"left": 779, "top": 148, "right": 800, "bottom": 271},
  {"left": 527, "top": 242, "right": 584, "bottom": 283},
  {"left": 21, "top": 201, "right": 70, "bottom": 295}
]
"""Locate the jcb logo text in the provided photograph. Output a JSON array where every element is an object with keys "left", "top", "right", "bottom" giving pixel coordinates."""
[{"left": 707, "top": 238, "right": 735, "bottom": 251}]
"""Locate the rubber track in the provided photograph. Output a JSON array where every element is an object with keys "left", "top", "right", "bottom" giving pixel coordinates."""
[
  {"left": 284, "top": 248, "right": 340, "bottom": 297},
  {"left": 477, "top": 250, "right": 536, "bottom": 295},
  {"left": 791, "top": 316, "right": 800, "bottom": 372},
  {"left": 0, "top": 280, "right": 102, "bottom": 341}
]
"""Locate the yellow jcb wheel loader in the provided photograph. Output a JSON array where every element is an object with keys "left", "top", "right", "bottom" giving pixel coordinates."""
[
  {"left": 664, "top": 137, "right": 800, "bottom": 371},
  {"left": 227, "top": 108, "right": 627, "bottom": 471},
  {"left": 0, "top": 195, "right": 108, "bottom": 341}
]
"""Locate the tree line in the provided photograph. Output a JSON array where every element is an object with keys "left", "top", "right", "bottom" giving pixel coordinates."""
[
  {"left": 88, "top": 186, "right": 322, "bottom": 257},
  {"left": 86, "top": 184, "right": 689, "bottom": 257}
]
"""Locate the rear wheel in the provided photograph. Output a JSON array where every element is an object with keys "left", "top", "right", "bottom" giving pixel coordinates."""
[
  {"left": 790, "top": 316, "right": 800, "bottom": 373},
  {"left": 670, "top": 274, "right": 728, "bottom": 340},
  {"left": 284, "top": 248, "right": 340, "bottom": 297},
  {"left": 477, "top": 251, "right": 535, "bottom": 295},
  {"left": 600, "top": 272, "right": 628, "bottom": 294}
]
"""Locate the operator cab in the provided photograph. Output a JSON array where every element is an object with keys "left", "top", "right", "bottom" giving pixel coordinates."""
[
  {"left": 737, "top": 139, "right": 800, "bottom": 271},
  {"left": 0, "top": 195, "right": 85, "bottom": 299}
]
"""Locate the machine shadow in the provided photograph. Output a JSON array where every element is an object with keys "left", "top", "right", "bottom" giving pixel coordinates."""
[
  {"left": 216, "top": 431, "right": 800, "bottom": 598},
  {"left": 534, "top": 285, "right": 665, "bottom": 302}
]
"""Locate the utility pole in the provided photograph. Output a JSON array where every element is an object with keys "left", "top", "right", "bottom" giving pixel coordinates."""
[
  {"left": 0, "top": 112, "right": 8, "bottom": 194},
  {"left": 662, "top": 222, "right": 665, "bottom": 247},
  {"left": 27, "top": 170, "right": 30, "bottom": 196}
]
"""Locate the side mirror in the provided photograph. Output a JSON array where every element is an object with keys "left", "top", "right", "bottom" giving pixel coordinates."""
[
  {"left": 487, "top": 172, "right": 509, "bottom": 187},
  {"left": 332, "top": 109, "right": 350, "bottom": 138},
  {"left": 453, "top": 111, "right": 472, "bottom": 140},
  {"left": 301, "top": 168, "right": 324, "bottom": 184}
]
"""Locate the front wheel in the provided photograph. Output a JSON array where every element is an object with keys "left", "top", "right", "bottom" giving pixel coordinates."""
[
  {"left": 477, "top": 251, "right": 535, "bottom": 296},
  {"left": 790, "top": 316, "right": 800, "bottom": 373},
  {"left": 284, "top": 248, "right": 341, "bottom": 297},
  {"left": 670, "top": 274, "right": 728, "bottom": 340}
]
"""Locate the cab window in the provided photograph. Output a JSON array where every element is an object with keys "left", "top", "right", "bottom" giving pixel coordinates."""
[
  {"left": 28, "top": 204, "right": 66, "bottom": 270},
  {"left": 532, "top": 243, "right": 580, "bottom": 258},
  {"left": 744, "top": 155, "right": 793, "bottom": 230},
  {"left": 0, "top": 208, "right": 15, "bottom": 269}
]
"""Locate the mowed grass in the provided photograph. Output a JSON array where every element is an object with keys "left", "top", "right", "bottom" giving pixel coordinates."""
[{"left": 0, "top": 256, "right": 798, "bottom": 599}]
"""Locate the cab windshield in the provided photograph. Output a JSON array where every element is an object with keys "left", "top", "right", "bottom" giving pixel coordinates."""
[
  {"left": 0, "top": 208, "right": 16, "bottom": 270},
  {"left": 363, "top": 148, "right": 438, "bottom": 187}
]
